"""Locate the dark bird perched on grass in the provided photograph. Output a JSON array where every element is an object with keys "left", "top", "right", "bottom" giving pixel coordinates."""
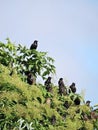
[
  {"left": 30, "top": 40, "right": 38, "bottom": 50},
  {"left": 63, "top": 101, "right": 69, "bottom": 109},
  {"left": 69, "top": 82, "right": 76, "bottom": 93},
  {"left": 86, "top": 100, "right": 91, "bottom": 107},
  {"left": 74, "top": 97, "right": 81, "bottom": 105},
  {"left": 25, "top": 71, "right": 35, "bottom": 85},
  {"left": 58, "top": 78, "right": 67, "bottom": 96},
  {"left": 50, "top": 115, "right": 56, "bottom": 125},
  {"left": 44, "top": 77, "right": 52, "bottom": 92}
]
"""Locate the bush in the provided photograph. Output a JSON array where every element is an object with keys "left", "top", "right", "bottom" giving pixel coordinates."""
[{"left": 0, "top": 39, "right": 98, "bottom": 129}]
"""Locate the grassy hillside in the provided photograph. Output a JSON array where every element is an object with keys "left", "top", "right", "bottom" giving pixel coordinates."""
[{"left": 0, "top": 63, "right": 98, "bottom": 130}]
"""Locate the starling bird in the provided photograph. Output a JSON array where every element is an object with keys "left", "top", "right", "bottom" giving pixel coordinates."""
[
  {"left": 50, "top": 115, "right": 56, "bottom": 125},
  {"left": 30, "top": 40, "right": 38, "bottom": 49},
  {"left": 27, "top": 72, "right": 34, "bottom": 85},
  {"left": 74, "top": 97, "right": 81, "bottom": 105},
  {"left": 44, "top": 77, "right": 52, "bottom": 92},
  {"left": 64, "top": 101, "right": 69, "bottom": 109},
  {"left": 58, "top": 78, "right": 67, "bottom": 96},
  {"left": 86, "top": 100, "right": 91, "bottom": 107},
  {"left": 69, "top": 82, "right": 76, "bottom": 93}
]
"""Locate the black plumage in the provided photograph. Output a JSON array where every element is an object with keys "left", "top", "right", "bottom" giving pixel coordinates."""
[
  {"left": 58, "top": 78, "right": 67, "bottom": 96},
  {"left": 64, "top": 101, "right": 69, "bottom": 109},
  {"left": 69, "top": 82, "right": 76, "bottom": 93},
  {"left": 74, "top": 97, "right": 81, "bottom": 105},
  {"left": 50, "top": 115, "right": 56, "bottom": 125},
  {"left": 30, "top": 40, "right": 38, "bottom": 49},
  {"left": 86, "top": 100, "right": 91, "bottom": 107},
  {"left": 44, "top": 77, "right": 52, "bottom": 92},
  {"left": 26, "top": 71, "right": 34, "bottom": 85}
]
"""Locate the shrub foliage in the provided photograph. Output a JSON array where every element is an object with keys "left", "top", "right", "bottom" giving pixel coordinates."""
[
  {"left": 0, "top": 39, "right": 98, "bottom": 130},
  {"left": 0, "top": 38, "right": 55, "bottom": 79}
]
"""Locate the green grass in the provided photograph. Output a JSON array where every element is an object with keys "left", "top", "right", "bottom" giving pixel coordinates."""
[{"left": 0, "top": 63, "right": 97, "bottom": 130}]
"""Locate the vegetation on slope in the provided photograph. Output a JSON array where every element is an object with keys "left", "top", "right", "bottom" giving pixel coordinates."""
[{"left": 0, "top": 39, "right": 98, "bottom": 130}]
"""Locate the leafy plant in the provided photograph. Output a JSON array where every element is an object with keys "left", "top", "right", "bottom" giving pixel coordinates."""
[
  {"left": 0, "top": 39, "right": 98, "bottom": 130},
  {"left": 0, "top": 38, "right": 56, "bottom": 79}
]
